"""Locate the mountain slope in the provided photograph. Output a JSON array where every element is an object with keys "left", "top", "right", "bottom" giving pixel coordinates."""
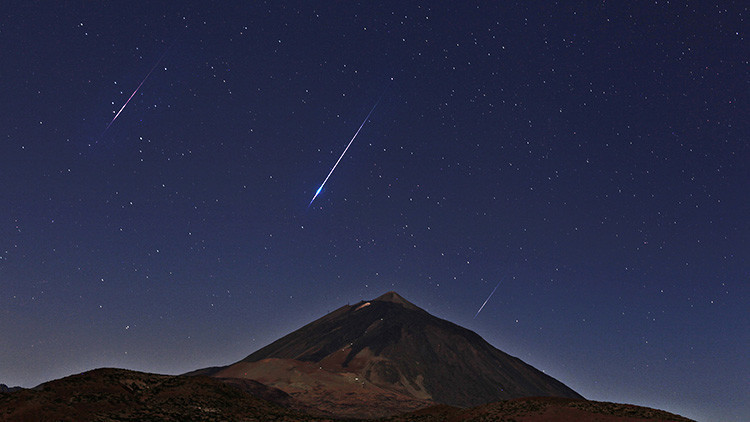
[
  {"left": 0, "top": 368, "right": 330, "bottom": 421},
  {"left": 212, "top": 291, "right": 581, "bottom": 412},
  {"left": 0, "top": 368, "right": 696, "bottom": 422},
  {"left": 382, "top": 397, "right": 696, "bottom": 422}
]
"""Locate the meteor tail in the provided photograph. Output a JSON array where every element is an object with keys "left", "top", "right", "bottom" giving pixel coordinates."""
[
  {"left": 307, "top": 97, "right": 381, "bottom": 207},
  {"left": 474, "top": 279, "right": 502, "bottom": 319},
  {"left": 100, "top": 39, "right": 175, "bottom": 140}
]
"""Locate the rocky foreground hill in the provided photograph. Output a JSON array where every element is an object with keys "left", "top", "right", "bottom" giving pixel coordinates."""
[
  {"left": 0, "top": 368, "right": 330, "bottom": 422},
  {"left": 0, "top": 368, "right": 694, "bottom": 421}
]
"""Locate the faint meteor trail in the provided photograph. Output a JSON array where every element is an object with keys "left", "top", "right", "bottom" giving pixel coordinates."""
[
  {"left": 474, "top": 279, "right": 502, "bottom": 319},
  {"left": 100, "top": 44, "right": 171, "bottom": 138},
  {"left": 308, "top": 97, "right": 381, "bottom": 207}
]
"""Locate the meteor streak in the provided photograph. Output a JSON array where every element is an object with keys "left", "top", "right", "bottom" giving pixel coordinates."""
[
  {"left": 308, "top": 97, "right": 381, "bottom": 207},
  {"left": 101, "top": 45, "right": 171, "bottom": 137},
  {"left": 474, "top": 279, "right": 502, "bottom": 319}
]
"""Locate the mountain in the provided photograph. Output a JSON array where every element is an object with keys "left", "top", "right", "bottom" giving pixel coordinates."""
[
  {"left": 0, "top": 368, "right": 332, "bottom": 421},
  {"left": 195, "top": 291, "right": 583, "bottom": 417},
  {"left": 0, "top": 291, "right": 696, "bottom": 421}
]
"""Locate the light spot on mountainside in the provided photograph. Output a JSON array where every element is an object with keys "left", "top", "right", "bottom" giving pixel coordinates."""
[{"left": 355, "top": 302, "right": 371, "bottom": 311}]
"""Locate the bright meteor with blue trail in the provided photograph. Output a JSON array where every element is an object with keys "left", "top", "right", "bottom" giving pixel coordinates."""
[{"left": 308, "top": 97, "right": 381, "bottom": 207}]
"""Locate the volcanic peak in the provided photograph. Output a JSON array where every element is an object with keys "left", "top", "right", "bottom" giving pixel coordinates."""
[
  {"left": 373, "top": 291, "right": 420, "bottom": 311},
  {"left": 219, "top": 290, "right": 583, "bottom": 412}
]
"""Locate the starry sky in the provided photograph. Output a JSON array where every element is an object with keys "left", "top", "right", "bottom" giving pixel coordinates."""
[{"left": 1, "top": 2, "right": 747, "bottom": 421}]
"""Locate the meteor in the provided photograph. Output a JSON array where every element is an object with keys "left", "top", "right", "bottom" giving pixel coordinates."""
[
  {"left": 308, "top": 97, "right": 381, "bottom": 207},
  {"left": 474, "top": 279, "right": 502, "bottom": 319},
  {"left": 101, "top": 44, "right": 171, "bottom": 138}
]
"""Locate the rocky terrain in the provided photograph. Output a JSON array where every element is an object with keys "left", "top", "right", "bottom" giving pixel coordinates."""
[
  {"left": 0, "top": 368, "right": 332, "bottom": 421},
  {"left": 0, "top": 370, "right": 695, "bottom": 421},
  {"left": 381, "top": 397, "right": 695, "bottom": 421}
]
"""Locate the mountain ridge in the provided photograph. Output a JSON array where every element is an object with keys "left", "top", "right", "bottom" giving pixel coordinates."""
[
  {"left": 194, "top": 291, "right": 582, "bottom": 417},
  {"left": 0, "top": 368, "right": 696, "bottom": 422}
]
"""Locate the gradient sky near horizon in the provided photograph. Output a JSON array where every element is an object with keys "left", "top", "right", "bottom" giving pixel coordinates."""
[{"left": 1, "top": 2, "right": 747, "bottom": 421}]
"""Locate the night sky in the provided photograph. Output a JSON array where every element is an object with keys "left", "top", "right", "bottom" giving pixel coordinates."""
[{"left": 1, "top": 2, "right": 747, "bottom": 421}]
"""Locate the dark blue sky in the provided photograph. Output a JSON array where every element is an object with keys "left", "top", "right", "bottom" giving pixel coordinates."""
[{"left": 1, "top": 2, "right": 747, "bottom": 421}]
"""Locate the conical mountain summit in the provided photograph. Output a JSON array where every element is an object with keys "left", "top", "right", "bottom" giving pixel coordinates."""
[{"left": 196, "top": 291, "right": 581, "bottom": 417}]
